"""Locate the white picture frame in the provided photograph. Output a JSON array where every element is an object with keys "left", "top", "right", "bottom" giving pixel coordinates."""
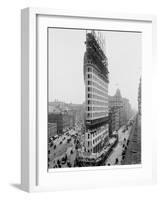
[{"left": 21, "top": 7, "right": 157, "bottom": 192}]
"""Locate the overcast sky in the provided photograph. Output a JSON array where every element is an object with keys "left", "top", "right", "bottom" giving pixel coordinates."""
[{"left": 48, "top": 28, "right": 141, "bottom": 110}]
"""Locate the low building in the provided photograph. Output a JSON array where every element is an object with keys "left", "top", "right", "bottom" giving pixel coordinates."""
[
  {"left": 48, "top": 111, "right": 75, "bottom": 135},
  {"left": 48, "top": 101, "right": 85, "bottom": 125},
  {"left": 48, "top": 123, "right": 57, "bottom": 137}
]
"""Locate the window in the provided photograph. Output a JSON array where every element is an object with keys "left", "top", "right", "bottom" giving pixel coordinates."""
[
  {"left": 88, "top": 94, "right": 92, "bottom": 98},
  {"left": 88, "top": 74, "right": 92, "bottom": 79},
  {"left": 88, "top": 67, "right": 92, "bottom": 72},
  {"left": 88, "top": 87, "right": 91, "bottom": 92},
  {"left": 88, "top": 81, "right": 91, "bottom": 85}
]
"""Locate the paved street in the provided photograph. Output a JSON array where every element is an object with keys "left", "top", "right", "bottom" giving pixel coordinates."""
[
  {"left": 121, "top": 114, "right": 141, "bottom": 165},
  {"left": 105, "top": 114, "right": 141, "bottom": 166},
  {"left": 48, "top": 124, "right": 82, "bottom": 168},
  {"left": 105, "top": 125, "right": 132, "bottom": 165}
]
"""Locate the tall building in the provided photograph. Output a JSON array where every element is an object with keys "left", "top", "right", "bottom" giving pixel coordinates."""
[
  {"left": 109, "top": 89, "right": 132, "bottom": 133},
  {"left": 83, "top": 30, "right": 109, "bottom": 154},
  {"left": 138, "top": 78, "right": 141, "bottom": 115},
  {"left": 108, "top": 89, "right": 123, "bottom": 132},
  {"left": 122, "top": 97, "right": 132, "bottom": 124}
]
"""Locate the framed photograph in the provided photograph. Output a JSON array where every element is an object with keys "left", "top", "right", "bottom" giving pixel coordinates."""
[{"left": 21, "top": 8, "right": 156, "bottom": 192}]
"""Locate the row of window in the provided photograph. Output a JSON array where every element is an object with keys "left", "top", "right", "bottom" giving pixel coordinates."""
[
  {"left": 87, "top": 106, "right": 108, "bottom": 111},
  {"left": 87, "top": 87, "right": 108, "bottom": 98},
  {"left": 93, "top": 136, "right": 101, "bottom": 145},
  {"left": 92, "top": 73, "right": 108, "bottom": 90},
  {"left": 87, "top": 80, "right": 108, "bottom": 94},
  {"left": 86, "top": 66, "right": 107, "bottom": 83},
  {"left": 90, "top": 67, "right": 108, "bottom": 86},
  {"left": 87, "top": 112, "right": 107, "bottom": 118},
  {"left": 87, "top": 74, "right": 108, "bottom": 92},
  {"left": 86, "top": 66, "right": 108, "bottom": 88},
  {"left": 85, "top": 125, "right": 109, "bottom": 149},
  {"left": 92, "top": 126, "right": 108, "bottom": 137},
  {"left": 87, "top": 93, "right": 108, "bottom": 102},
  {"left": 87, "top": 100, "right": 108, "bottom": 106},
  {"left": 87, "top": 131, "right": 107, "bottom": 146},
  {"left": 93, "top": 78, "right": 108, "bottom": 92}
]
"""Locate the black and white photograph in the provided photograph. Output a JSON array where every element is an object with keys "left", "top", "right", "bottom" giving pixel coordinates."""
[{"left": 48, "top": 28, "right": 142, "bottom": 169}]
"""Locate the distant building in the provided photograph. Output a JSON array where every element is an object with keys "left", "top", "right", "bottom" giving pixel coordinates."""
[
  {"left": 48, "top": 100, "right": 68, "bottom": 113},
  {"left": 122, "top": 97, "right": 132, "bottom": 124},
  {"left": 48, "top": 111, "right": 75, "bottom": 135},
  {"left": 138, "top": 78, "right": 141, "bottom": 115},
  {"left": 108, "top": 89, "right": 123, "bottom": 132},
  {"left": 83, "top": 30, "right": 109, "bottom": 154},
  {"left": 48, "top": 123, "right": 57, "bottom": 137},
  {"left": 109, "top": 107, "right": 120, "bottom": 134},
  {"left": 48, "top": 101, "right": 85, "bottom": 124},
  {"left": 109, "top": 89, "right": 132, "bottom": 133}
]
